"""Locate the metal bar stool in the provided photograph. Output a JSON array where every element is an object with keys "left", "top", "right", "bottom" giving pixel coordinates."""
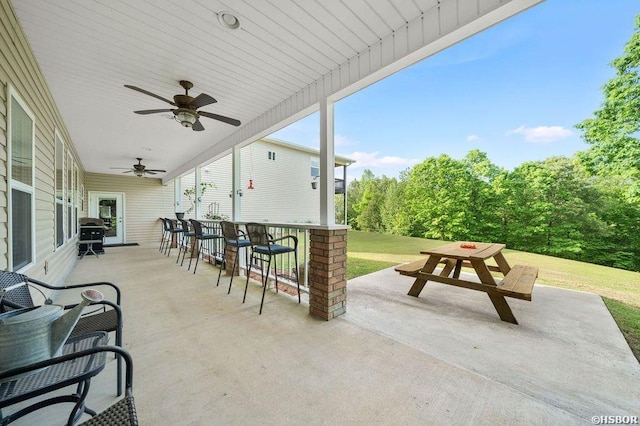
[
  {"left": 176, "top": 219, "right": 195, "bottom": 265},
  {"left": 244, "top": 223, "right": 300, "bottom": 314},
  {"left": 188, "top": 219, "right": 223, "bottom": 274},
  {"left": 216, "top": 221, "right": 251, "bottom": 293}
]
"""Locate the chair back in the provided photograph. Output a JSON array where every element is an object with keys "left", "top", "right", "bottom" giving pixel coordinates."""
[
  {"left": 161, "top": 218, "right": 171, "bottom": 232},
  {"left": 179, "top": 219, "right": 191, "bottom": 234},
  {"left": 0, "top": 271, "right": 35, "bottom": 312},
  {"left": 245, "top": 223, "right": 270, "bottom": 247},
  {"left": 220, "top": 221, "right": 238, "bottom": 241},
  {"left": 190, "top": 219, "right": 204, "bottom": 237}
]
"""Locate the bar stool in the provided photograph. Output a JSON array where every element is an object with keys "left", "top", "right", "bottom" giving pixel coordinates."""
[
  {"left": 188, "top": 219, "right": 223, "bottom": 274},
  {"left": 244, "top": 222, "right": 300, "bottom": 314},
  {"left": 162, "top": 218, "right": 183, "bottom": 257},
  {"left": 216, "top": 221, "right": 251, "bottom": 293},
  {"left": 177, "top": 219, "right": 195, "bottom": 265}
]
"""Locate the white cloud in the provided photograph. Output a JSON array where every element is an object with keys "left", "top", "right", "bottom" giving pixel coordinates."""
[
  {"left": 347, "top": 151, "right": 420, "bottom": 169},
  {"left": 334, "top": 134, "right": 358, "bottom": 148},
  {"left": 467, "top": 134, "right": 480, "bottom": 142},
  {"left": 508, "top": 125, "right": 573, "bottom": 143}
]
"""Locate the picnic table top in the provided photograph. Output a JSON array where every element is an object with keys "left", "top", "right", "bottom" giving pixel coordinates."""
[{"left": 420, "top": 242, "right": 506, "bottom": 261}]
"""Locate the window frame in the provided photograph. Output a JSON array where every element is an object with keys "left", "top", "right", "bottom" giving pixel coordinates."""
[
  {"left": 7, "top": 84, "right": 36, "bottom": 272},
  {"left": 55, "top": 131, "right": 65, "bottom": 248},
  {"left": 66, "top": 151, "right": 73, "bottom": 240},
  {"left": 310, "top": 157, "right": 320, "bottom": 178}
]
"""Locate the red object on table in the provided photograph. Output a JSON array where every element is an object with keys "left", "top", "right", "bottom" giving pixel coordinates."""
[{"left": 460, "top": 243, "right": 476, "bottom": 249}]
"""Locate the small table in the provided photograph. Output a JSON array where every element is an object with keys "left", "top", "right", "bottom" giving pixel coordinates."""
[
  {"left": 0, "top": 331, "right": 108, "bottom": 424},
  {"left": 401, "top": 242, "right": 522, "bottom": 324}
]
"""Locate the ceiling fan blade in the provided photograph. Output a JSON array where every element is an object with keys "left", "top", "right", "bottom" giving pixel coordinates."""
[
  {"left": 145, "top": 169, "right": 167, "bottom": 173},
  {"left": 145, "top": 171, "right": 157, "bottom": 175},
  {"left": 124, "top": 85, "right": 176, "bottom": 106},
  {"left": 192, "top": 120, "right": 205, "bottom": 132},
  {"left": 110, "top": 167, "right": 132, "bottom": 170},
  {"left": 133, "top": 109, "right": 175, "bottom": 115},
  {"left": 189, "top": 93, "right": 217, "bottom": 109},
  {"left": 122, "top": 170, "right": 133, "bottom": 173},
  {"left": 198, "top": 111, "right": 241, "bottom": 127}
]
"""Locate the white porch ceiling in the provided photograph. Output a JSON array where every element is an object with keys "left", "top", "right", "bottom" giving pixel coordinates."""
[{"left": 10, "top": 0, "right": 542, "bottom": 183}]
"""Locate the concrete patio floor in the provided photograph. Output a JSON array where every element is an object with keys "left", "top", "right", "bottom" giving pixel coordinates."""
[{"left": 12, "top": 243, "right": 639, "bottom": 425}]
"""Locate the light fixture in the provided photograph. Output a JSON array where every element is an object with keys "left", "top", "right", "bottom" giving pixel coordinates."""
[
  {"left": 311, "top": 176, "right": 318, "bottom": 190},
  {"left": 134, "top": 170, "right": 145, "bottom": 178},
  {"left": 174, "top": 109, "right": 198, "bottom": 128},
  {"left": 217, "top": 11, "right": 241, "bottom": 30}
]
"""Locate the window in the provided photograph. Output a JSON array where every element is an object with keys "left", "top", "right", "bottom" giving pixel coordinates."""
[
  {"left": 67, "top": 152, "right": 73, "bottom": 240},
  {"left": 268, "top": 151, "right": 276, "bottom": 161},
  {"left": 8, "top": 87, "right": 35, "bottom": 271},
  {"left": 310, "top": 157, "right": 320, "bottom": 177},
  {"left": 55, "top": 134, "right": 64, "bottom": 247},
  {"left": 74, "top": 165, "right": 79, "bottom": 235}
]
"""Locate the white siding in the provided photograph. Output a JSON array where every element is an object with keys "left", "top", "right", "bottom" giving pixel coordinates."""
[
  {"left": 84, "top": 173, "right": 175, "bottom": 243},
  {"left": 240, "top": 142, "right": 321, "bottom": 223},
  {"left": 177, "top": 139, "right": 350, "bottom": 224},
  {"left": 0, "top": 1, "right": 84, "bottom": 284}
]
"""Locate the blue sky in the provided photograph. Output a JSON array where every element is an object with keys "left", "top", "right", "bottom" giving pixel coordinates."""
[{"left": 270, "top": 1, "right": 640, "bottom": 180}]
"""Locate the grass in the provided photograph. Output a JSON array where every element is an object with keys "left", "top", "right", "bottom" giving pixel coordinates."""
[{"left": 346, "top": 230, "right": 640, "bottom": 361}]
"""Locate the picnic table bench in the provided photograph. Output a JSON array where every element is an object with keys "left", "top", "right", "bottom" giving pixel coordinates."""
[{"left": 394, "top": 242, "right": 538, "bottom": 323}]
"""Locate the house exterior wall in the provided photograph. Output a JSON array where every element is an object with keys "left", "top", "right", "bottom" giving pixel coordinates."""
[
  {"left": 84, "top": 173, "right": 175, "bottom": 244},
  {"left": 180, "top": 139, "right": 349, "bottom": 224},
  {"left": 0, "top": 1, "right": 84, "bottom": 284}
]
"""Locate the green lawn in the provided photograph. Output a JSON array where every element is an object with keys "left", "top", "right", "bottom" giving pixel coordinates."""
[{"left": 346, "top": 230, "right": 640, "bottom": 361}]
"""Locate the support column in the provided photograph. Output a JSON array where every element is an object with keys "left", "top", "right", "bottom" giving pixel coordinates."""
[
  {"left": 194, "top": 166, "right": 202, "bottom": 218},
  {"left": 308, "top": 227, "right": 348, "bottom": 320},
  {"left": 232, "top": 145, "right": 242, "bottom": 221},
  {"left": 319, "top": 98, "right": 335, "bottom": 226}
]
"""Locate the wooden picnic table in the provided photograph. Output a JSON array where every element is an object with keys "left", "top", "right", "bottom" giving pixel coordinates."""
[{"left": 394, "top": 242, "right": 538, "bottom": 324}]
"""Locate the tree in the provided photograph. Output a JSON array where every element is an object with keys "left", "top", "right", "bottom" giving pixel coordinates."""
[
  {"left": 404, "top": 155, "right": 472, "bottom": 240},
  {"left": 576, "top": 14, "right": 640, "bottom": 201}
]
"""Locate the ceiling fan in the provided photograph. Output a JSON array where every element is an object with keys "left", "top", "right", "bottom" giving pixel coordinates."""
[
  {"left": 124, "top": 80, "right": 241, "bottom": 131},
  {"left": 111, "top": 158, "right": 166, "bottom": 177}
]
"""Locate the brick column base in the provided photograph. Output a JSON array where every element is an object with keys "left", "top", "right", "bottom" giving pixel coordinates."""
[
  {"left": 224, "top": 245, "right": 239, "bottom": 276},
  {"left": 308, "top": 228, "right": 347, "bottom": 320}
]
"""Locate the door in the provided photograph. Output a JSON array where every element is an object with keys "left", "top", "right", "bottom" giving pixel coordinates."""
[{"left": 89, "top": 192, "right": 124, "bottom": 245}]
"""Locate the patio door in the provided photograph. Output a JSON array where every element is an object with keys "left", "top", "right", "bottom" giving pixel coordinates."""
[{"left": 89, "top": 192, "right": 124, "bottom": 245}]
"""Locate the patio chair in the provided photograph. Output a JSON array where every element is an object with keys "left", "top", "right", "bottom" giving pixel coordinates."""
[
  {"left": 216, "top": 221, "right": 251, "bottom": 294},
  {"left": 244, "top": 223, "right": 301, "bottom": 314},
  {"left": 0, "top": 271, "right": 124, "bottom": 396},
  {"left": 160, "top": 218, "right": 183, "bottom": 257},
  {"left": 0, "top": 337, "right": 138, "bottom": 426},
  {"left": 177, "top": 218, "right": 196, "bottom": 266},
  {"left": 188, "top": 219, "right": 223, "bottom": 274}
]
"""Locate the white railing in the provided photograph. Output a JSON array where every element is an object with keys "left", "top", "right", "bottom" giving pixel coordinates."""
[{"left": 200, "top": 220, "right": 311, "bottom": 292}]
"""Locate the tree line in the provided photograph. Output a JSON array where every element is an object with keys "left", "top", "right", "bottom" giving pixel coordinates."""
[
  {"left": 343, "top": 14, "right": 640, "bottom": 272},
  {"left": 345, "top": 152, "right": 639, "bottom": 271}
]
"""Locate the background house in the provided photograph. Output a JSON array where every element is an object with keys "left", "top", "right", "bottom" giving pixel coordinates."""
[{"left": 179, "top": 138, "right": 353, "bottom": 224}]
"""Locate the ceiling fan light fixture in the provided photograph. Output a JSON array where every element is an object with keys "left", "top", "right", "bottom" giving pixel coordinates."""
[
  {"left": 134, "top": 170, "right": 145, "bottom": 177},
  {"left": 218, "top": 11, "right": 240, "bottom": 30},
  {"left": 175, "top": 109, "right": 197, "bottom": 128}
]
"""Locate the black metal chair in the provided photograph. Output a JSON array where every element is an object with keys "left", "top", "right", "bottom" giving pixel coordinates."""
[
  {"left": 216, "top": 221, "right": 251, "bottom": 294},
  {"left": 177, "top": 218, "right": 195, "bottom": 266},
  {"left": 160, "top": 218, "right": 183, "bottom": 257},
  {"left": 188, "top": 219, "right": 223, "bottom": 274},
  {"left": 79, "top": 346, "right": 137, "bottom": 426},
  {"left": 244, "top": 223, "right": 301, "bottom": 314},
  {"left": 0, "top": 272, "right": 124, "bottom": 396},
  {"left": 0, "top": 336, "right": 138, "bottom": 426}
]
